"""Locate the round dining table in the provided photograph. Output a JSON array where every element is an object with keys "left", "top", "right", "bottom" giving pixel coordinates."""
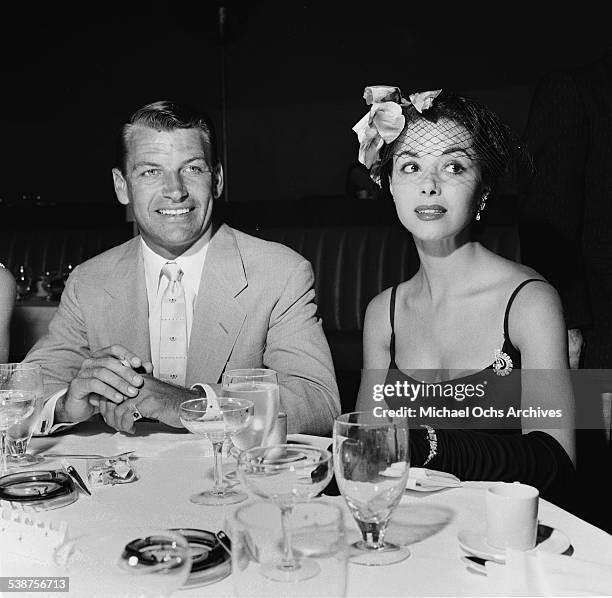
[{"left": 2, "top": 418, "right": 611, "bottom": 597}]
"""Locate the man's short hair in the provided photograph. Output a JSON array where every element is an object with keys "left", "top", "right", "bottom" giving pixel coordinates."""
[{"left": 116, "top": 100, "right": 218, "bottom": 174}]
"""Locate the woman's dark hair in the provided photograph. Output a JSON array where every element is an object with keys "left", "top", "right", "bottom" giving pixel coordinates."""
[
  {"left": 375, "top": 91, "right": 526, "bottom": 193},
  {"left": 115, "top": 100, "right": 218, "bottom": 174}
]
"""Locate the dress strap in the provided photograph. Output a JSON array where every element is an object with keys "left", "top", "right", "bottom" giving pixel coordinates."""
[
  {"left": 389, "top": 286, "right": 398, "bottom": 365},
  {"left": 503, "top": 278, "right": 547, "bottom": 340}
]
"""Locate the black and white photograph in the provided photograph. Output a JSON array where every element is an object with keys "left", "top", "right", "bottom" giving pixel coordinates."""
[{"left": 0, "top": 2, "right": 611, "bottom": 596}]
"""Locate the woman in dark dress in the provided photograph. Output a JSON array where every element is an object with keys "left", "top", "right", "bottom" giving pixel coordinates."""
[{"left": 353, "top": 87, "right": 575, "bottom": 506}]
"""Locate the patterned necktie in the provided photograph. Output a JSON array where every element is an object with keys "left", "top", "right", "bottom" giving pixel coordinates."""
[{"left": 159, "top": 262, "right": 187, "bottom": 386}]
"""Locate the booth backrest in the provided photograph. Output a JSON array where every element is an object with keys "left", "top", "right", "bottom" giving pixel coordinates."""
[
  {"left": 242, "top": 221, "right": 520, "bottom": 410},
  {"left": 2, "top": 198, "right": 520, "bottom": 411},
  {"left": 0, "top": 227, "right": 133, "bottom": 276}
]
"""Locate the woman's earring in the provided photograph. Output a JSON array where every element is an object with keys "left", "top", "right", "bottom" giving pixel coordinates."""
[{"left": 476, "top": 191, "right": 489, "bottom": 221}]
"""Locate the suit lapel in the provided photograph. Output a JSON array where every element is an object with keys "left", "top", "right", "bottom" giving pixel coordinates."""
[
  {"left": 103, "top": 238, "right": 152, "bottom": 363},
  {"left": 187, "top": 223, "right": 247, "bottom": 385}
]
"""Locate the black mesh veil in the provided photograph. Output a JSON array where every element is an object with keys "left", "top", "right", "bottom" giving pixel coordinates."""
[{"left": 368, "top": 90, "right": 529, "bottom": 193}]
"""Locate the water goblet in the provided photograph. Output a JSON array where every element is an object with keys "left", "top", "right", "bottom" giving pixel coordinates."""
[
  {"left": 2, "top": 363, "right": 45, "bottom": 467},
  {"left": 54, "top": 525, "right": 192, "bottom": 597},
  {"left": 179, "top": 396, "right": 253, "bottom": 505},
  {"left": 221, "top": 368, "right": 280, "bottom": 451},
  {"left": 12, "top": 265, "right": 32, "bottom": 301},
  {"left": 237, "top": 444, "right": 332, "bottom": 581},
  {"left": 41, "top": 270, "right": 65, "bottom": 301},
  {"left": 0, "top": 390, "right": 36, "bottom": 476},
  {"left": 333, "top": 411, "right": 411, "bottom": 566},
  {"left": 231, "top": 500, "right": 347, "bottom": 596},
  {"left": 61, "top": 262, "right": 75, "bottom": 282}
]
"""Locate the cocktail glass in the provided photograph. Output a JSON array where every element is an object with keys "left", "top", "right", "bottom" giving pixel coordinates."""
[
  {"left": 179, "top": 396, "right": 253, "bottom": 505},
  {"left": 237, "top": 444, "right": 332, "bottom": 580}
]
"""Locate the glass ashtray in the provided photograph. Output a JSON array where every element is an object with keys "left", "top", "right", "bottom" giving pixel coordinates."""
[
  {"left": 0, "top": 469, "right": 78, "bottom": 509},
  {"left": 170, "top": 528, "right": 231, "bottom": 589}
]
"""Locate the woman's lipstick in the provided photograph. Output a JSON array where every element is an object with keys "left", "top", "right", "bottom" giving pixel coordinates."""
[{"left": 414, "top": 205, "right": 447, "bottom": 221}]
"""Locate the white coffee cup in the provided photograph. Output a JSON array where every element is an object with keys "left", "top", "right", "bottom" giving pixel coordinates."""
[{"left": 486, "top": 482, "right": 539, "bottom": 550}]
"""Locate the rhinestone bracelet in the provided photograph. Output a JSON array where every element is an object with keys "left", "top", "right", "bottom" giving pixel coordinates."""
[{"left": 421, "top": 424, "right": 438, "bottom": 466}]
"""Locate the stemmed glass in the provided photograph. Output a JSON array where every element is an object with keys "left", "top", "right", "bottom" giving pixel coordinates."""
[
  {"left": 237, "top": 444, "right": 332, "bottom": 581},
  {"left": 61, "top": 262, "right": 75, "bottom": 283},
  {"left": 40, "top": 270, "right": 64, "bottom": 301},
  {"left": 12, "top": 265, "right": 32, "bottom": 301},
  {"left": 179, "top": 396, "right": 253, "bottom": 505},
  {"left": 231, "top": 500, "right": 347, "bottom": 597},
  {"left": 54, "top": 526, "right": 192, "bottom": 597},
  {"left": 1, "top": 363, "right": 44, "bottom": 469},
  {"left": 333, "top": 411, "right": 411, "bottom": 566}
]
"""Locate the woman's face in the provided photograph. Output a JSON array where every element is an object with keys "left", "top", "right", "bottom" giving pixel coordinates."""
[{"left": 390, "top": 118, "right": 483, "bottom": 243}]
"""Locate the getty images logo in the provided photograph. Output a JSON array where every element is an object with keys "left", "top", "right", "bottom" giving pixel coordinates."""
[{"left": 372, "top": 380, "right": 486, "bottom": 403}]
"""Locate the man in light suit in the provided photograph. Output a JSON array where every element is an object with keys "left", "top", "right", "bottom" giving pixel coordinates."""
[{"left": 27, "top": 101, "right": 340, "bottom": 435}]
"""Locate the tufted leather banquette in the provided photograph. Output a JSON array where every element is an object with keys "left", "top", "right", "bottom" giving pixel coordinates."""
[{"left": 2, "top": 197, "right": 520, "bottom": 410}]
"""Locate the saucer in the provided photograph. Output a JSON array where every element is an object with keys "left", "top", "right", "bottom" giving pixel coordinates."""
[
  {"left": 458, "top": 524, "right": 571, "bottom": 563},
  {"left": 461, "top": 555, "right": 487, "bottom": 575},
  {"left": 406, "top": 480, "right": 454, "bottom": 492}
]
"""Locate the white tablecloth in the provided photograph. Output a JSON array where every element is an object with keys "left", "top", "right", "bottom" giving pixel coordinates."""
[{"left": 2, "top": 421, "right": 611, "bottom": 597}]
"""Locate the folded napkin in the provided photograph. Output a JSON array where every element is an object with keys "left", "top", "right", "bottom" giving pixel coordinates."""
[
  {"left": 487, "top": 549, "right": 612, "bottom": 596},
  {"left": 406, "top": 467, "right": 461, "bottom": 491},
  {"left": 321, "top": 466, "right": 460, "bottom": 497},
  {"left": 379, "top": 463, "right": 460, "bottom": 490}
]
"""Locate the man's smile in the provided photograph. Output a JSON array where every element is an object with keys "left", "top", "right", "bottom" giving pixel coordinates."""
[{"left": 155, "top": 207, "right": 195, "bottom": 216}]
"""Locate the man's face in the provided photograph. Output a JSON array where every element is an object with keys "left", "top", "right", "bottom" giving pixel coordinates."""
[{"left": 112, "top": 126, "right": 222, "bottom": 259}]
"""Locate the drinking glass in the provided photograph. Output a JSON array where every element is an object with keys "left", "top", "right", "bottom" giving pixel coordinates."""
[
  {"left": 41, "top": 270, "right": 64, "bottom": 301},
  {"left": 61, "top": 262, "right": 75, "bottom": 282},
  {"left": 54, "top": 526, "right": 192, "bottom": 597},
  {"left": 221, "top": 368, "right": 280, "bottom": 450},
  {"left": 12, "top": 265, "right": 32, "bottom": 301},
  {"left": 1, "top": 363, "right": 44, "bottom": 469},
  {"left": 237, "top": 444, "right": 332, "bottom": 581},
  {"left": 333, "top": 411, "right": 410, "bottom": 566},
  {"left": 179, "top": 396, "right": 253, "bottom": 505},
  {"left": 231, "top": 500, "right": 347, "bottom": 596},
  {"left": 0, "top": 391, "right": 36, "bottom": 476}
]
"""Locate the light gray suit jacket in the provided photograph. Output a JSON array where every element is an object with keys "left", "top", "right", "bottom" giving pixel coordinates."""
[{"left": 25, "top": 223, "right": 340, "bottom": 435}]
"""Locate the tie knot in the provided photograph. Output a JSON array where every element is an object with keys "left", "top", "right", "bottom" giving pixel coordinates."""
[{"left": 161, "top": 262, "right": 183, "bottom": 283}]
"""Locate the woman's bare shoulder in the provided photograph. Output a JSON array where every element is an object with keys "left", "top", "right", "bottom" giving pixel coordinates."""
[
  {"left": 365, "top": 286, "right": 394, "bottom": 323},
  {"left": 366, "top": 277, "right": 420, "bottom": 313},
  {"left": 478, "top": 246, "right": 541, "bottom": 279},
  {"left": 508, "top": 276, "right": 562, "bottom": 317},
  {"left": 475, "top": 247, "right": 549, "bottom": 293}
]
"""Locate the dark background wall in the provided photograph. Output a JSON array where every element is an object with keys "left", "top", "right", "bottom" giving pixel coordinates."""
[{"left": 0, "top": 1, "right": 609, "bottom": 207}]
